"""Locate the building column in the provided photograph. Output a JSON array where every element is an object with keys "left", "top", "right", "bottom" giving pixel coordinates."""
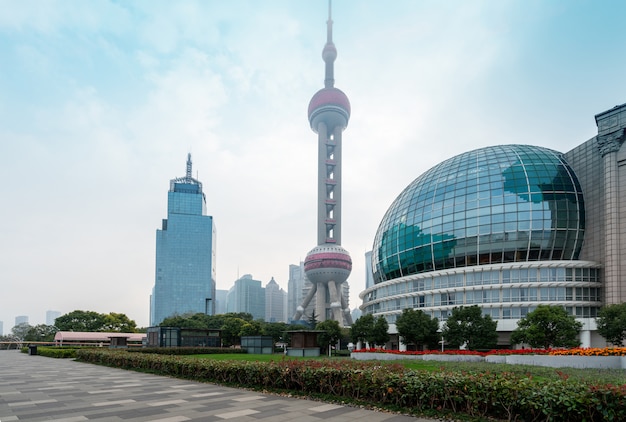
[{"left": 595, "top": 105, "right": 626, "bottom": 305}]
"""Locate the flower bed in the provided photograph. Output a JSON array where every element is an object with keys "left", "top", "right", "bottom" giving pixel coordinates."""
[{"left": 353, "top": 347, "right": 626, "bottom": 357}]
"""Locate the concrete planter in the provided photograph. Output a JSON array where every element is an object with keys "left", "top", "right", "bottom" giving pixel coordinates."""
[
  {"left": 494, "top": 355, "right": 626, "bottom": 369},
  {"left": 352, "top": 352, "right": 626, "bottom": 369}
]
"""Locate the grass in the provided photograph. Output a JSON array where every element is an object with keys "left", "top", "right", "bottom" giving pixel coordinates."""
[{"left": 188, "top": 353, "right": 626, "bottom": 385}]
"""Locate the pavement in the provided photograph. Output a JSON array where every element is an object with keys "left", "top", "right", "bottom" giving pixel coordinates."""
[{"left": 0, "top": 351, "right": 435, "bottom": 422}]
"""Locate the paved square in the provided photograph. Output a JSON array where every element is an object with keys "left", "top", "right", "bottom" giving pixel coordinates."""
[{"left": 0, "top": 351, "right": 431, "bottom": 421}]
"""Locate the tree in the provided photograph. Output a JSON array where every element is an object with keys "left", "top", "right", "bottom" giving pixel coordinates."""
[
  {"left": 262, "top": 322, "right": 289, "bottom": 345},
  {"left": 368, "top": 316, "right": 390, "bottom": 348},
  {"left": 160, "top": 313, "right": 212, "bottom": 328},
  {"left": 11, "top": 322, "right": 32, "bottom": 341},
  {"left": 350, "top": 314, "right": 374, "bottom": 346},
  {"left": 442, "top": 306, "right": 498, "bottom": 350},
  {"left": 55, "top": 310, "right": 106, "bottom": 332},
  {"left": 24, "top": 324, "right": 58, "bottom": 342},
  {"left": 220, "top": 317, "right": 247, "bottom": 347},
  {"left": 101, "top": 312, "right": 137, "bottom": 332},
  {"left": 239, "top": 321, "right": 262, "bottom": 337},
  {"left": 511, "top": 305, "right": 582, "bottom": 349},
  {"left": 316, "top": 320, "right": 342, "bottom": 355},
  {"left": 395, "top": 309, "right": 439, "bottom": 350},
  {"left": 596, "top": 303, "right": 626, "bottom": 346},
  {"left": 306, "top": 311, "right": 318, "bottom": 329}
]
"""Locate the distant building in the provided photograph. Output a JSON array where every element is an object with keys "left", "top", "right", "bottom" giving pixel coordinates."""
[
  {"left": 214, "top": 289, "right": 228, "bottom": 315},
  {"left": 287, "top": 263, "right": 311, "bottom": 323},
  {"left": 351, "top": 308, "right": 362, "bottom": 322},
  {"left": 15, "top": 316, "right": 28, "bottom": 326},
  {"left": 227, "top": 275, "right": 265, "bottom": 320},
  {"left": 150, "top": 154, "right": 216, "bottom": 326},
  {"left": 46, "top": 310, "right": 61, "bottom": 326},
  {"left": 0, "top": 321, "right": 3, "bottom": 336},
  {"left": 265, "top": 277, "right": 287, "bottom": 323}
]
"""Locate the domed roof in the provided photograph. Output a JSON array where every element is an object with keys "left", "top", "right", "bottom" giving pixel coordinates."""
[
  {"left": 308, "top": 87, "right": 351, "bottom": 119},
  {"left": 372, "top": 145, "right": 586, "bottom": 284}
]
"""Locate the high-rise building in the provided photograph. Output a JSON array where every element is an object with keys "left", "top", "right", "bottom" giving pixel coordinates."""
[
  {"left": 0, "top": 321, "right": 3, "bottom": 336},
  {"left": 265, "top": 277, "right": 287, "bottom": 323},
  {"left": 293, "top": 2, "right": 352, "bottom": 327},
  {"left": 150, "top": 154, "right": 216, "bottom": 326},
  {"left": 15, "top": 316, "right": 28, "bottom": 326},
  {"left": 46, "top": 310, "right": 61, "bottom": 326},
  {"left": 287, "top": 263, "right": 312, "bottom": 323},
  {"left": 361, "top": 103, "right": 626, "bottom": 348},
  {"left": 214, "top": 289, "right": 228, "bottom": 315},
  {"left": 226, "top": 275, "right": 265, "bottom": 320}
]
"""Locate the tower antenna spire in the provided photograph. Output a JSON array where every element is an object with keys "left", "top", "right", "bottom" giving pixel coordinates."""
[
  {"left": 323, "top": 0, "right": 336, "bottom": 88},
  {"left": 186, "top": 153, "right": 192, "bottom": 182}
]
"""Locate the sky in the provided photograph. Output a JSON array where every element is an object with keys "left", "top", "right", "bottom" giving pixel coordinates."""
[{"left": 1, "top": 0, "right": 625, "bottom": 331}]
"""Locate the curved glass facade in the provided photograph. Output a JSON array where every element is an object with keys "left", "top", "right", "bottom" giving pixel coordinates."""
[{"left": 372, "top": 145, "right": 585, "bottom": 284}]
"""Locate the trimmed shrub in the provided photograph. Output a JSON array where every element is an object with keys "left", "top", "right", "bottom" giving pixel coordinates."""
[{"left": 75, "top": 349, "right": 626, "bottom": 421}]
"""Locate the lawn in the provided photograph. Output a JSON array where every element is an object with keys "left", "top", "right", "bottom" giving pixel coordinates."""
[{"left": 189, "top": 353, "right": 626, "bottom": 385}]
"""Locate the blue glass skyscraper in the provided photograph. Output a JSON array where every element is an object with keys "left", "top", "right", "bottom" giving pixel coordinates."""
[{"left": 150, "top": 154, "right": 216, "bottom": 326}]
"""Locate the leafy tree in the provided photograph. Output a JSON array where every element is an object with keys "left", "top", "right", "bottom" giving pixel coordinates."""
[
  {"left": 55, "top": 310, "right": 106, "bottom": 332},
  {"left": 160, "top": 313, "right": 212, "bottom": 328},
  {"left": 316, "top": 319, "right": 342, "bottom": 354},
  {"left": 442, "top": 305, "right": 498, "bottom": 350},
  {"left": 240, "top": 321, "right": 262, "bottom": 336},
  {"left": 350, "top": 314, "right": 374, "bottom": 345},
  {"left": 596, "top": 303, "right": 626, "bottom": 346},
  {"left": 24, "top": 324, "right": 58, "bottom": 342},
  {"left": 395, "top": 309, "right": 439, "bottom": 350},
  {"left": 11, "top": 322, "right": 32, "bottom": 341},
  {"left": 511, "top": 305, "right": 582, "bottom": 349},
  {"left": 262, "top": 322, "right": 289, "bottom": 345},
  {"left": 220, "top": 317, "right": 247, "bottom": 347},
  {"left": 101, "top": 312, "right": 137, "bottom": 332},
  {"left": 368, "top": 316, "right": 390, "bottom": 348}
]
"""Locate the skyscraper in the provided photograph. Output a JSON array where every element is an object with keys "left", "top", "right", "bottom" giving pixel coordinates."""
[
  {"left": 150, "top": 154, "right": 216, "bottom": 326},
  {"left": 265, "top": 277, "right": 287, "bottom": 323},
  {"left": 46, "top": 310, "right": 61, "bottom": 326},
  {"left": 287, "top": 263, "right": 307, "bottom": 323},
  {"left": 293, "top": 1, "right": 353, "bottom": 327},
  {"left": 226, "top": 274, "right": 265, "bottom": 320}
]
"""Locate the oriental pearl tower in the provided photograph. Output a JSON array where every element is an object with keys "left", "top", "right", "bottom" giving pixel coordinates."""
[{"left": 293, "top": 1, "right": 353, "bottom": 327}]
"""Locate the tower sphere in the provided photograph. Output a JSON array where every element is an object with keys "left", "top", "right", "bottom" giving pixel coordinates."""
[
  {"left": 304, "top": 244, "right": 352, "bottom": 284},
  {"left": 308, "top": 87, "right": 351, "bottom": 132},
  {"left": 322, "top": 42, "right": 337, "bottom": 62}
]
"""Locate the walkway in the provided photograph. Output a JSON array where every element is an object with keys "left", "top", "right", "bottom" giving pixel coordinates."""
[{"left": 0, "top": 351, "right": 433, "bottom": 421}]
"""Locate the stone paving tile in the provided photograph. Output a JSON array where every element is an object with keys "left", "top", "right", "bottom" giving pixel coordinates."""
[{"left": 0, "top": 351, "right": 430, "bottom": 422}]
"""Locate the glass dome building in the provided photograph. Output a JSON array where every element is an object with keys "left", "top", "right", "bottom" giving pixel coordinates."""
[{"left": 361, "top": 144, "right": 603, "bottom": 346}]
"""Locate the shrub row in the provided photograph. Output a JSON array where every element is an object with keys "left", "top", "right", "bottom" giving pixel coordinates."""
[
  {"left": 125, "top": 347, "right": 247, "bottom": 355},
  {"left": 75, "top": 349, "right": 626, "bottom": 421}
]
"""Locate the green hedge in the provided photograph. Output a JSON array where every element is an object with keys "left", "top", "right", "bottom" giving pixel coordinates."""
[
  {"left": 75, "top": 349, "right": 626, "bottom": 421},
  {"left": 126, "top": 347, "right": 247, "bottom": 355}
]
